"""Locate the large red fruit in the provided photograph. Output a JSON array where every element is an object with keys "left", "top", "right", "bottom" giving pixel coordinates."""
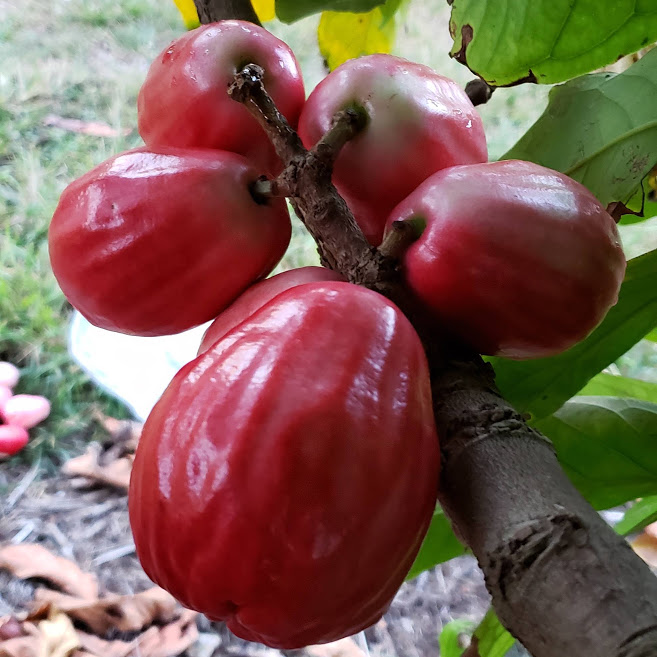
[
  {"left": 386, "top": 160, "right": 626, "bottom": 359},
  {"left": 129, "top": 282, "right": 439, "bottom": 648},
  {"left": 198, "top": 266, "right": 344, "bottom": 353},
  {"left": 49, "top": 148, "right": 291, "bottom": 336},
  {"left": 299, "top": 54, "right": 487, "bottom": 244},
  {"left": 138, "top": 21, "right": 305, "bottom": 176}
]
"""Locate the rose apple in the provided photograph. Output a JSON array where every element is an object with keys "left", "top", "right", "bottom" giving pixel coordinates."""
[
  {"left": 198, "top": 266, "right": 344, "bottom": 353},
  {"left": 386, "top": 160, "right": 626, "bottom": 359},
  {"left": 0, "top": 425, "right": 29, "bottom": 456},
  {"left": 2, "top": 395, "right": 51, "bottom": 430},
  {"left": 299, "top": 54, "right": 487, "bottom": 244},
  {"left": 130, "top": 282, "right": 439, "bottom": 648},
  {"left": 49, "top": 148, "right": 291, "bottom": 336},
  {"left": 138, "top": 21, "right": 305, "bottom": 176}
]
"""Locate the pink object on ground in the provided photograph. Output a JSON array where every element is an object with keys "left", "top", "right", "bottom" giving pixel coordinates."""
[
  {"left": 2, "top": 394, "right": 51, "bottom": 429},
  {"left": 0, "top": 386, "right": 12, "bottom": 412},
  {"left": 0, "top": 362, "right": 20, "bottom": 389},
  {"left": 0, "top": 425, "right": 29, "bottom": 455}
]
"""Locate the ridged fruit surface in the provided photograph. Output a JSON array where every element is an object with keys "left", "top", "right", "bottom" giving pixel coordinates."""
[
  {"left": 49, "top": 148, "right": 291, "bottom": 336},
  {"left": 129, "top": 282, "right": 439, "bottom": 648},
  {"left": 138, "top": 21, "right": 305, "bottom": 176},
  {"left": 386, "top": 160, "right": 626, "bottom": 359},
  {"left": 298, "top": 54, "right": 487, "bottom": 244},
  {"left": 198, "top": 266, "right": 344, "bottom": 353}
]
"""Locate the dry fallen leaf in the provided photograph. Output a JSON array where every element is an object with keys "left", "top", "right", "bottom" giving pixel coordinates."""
[
  {"left": 38, "top": 610, "right": 80, "bottom": 657},
  {"left": 33, "top": 587, "right": 179, "bottom": 635},
  {"left": 307, "top": 638, "right": 367, "bottom": 657},
  {"left": 0, "top": 544, "right": 98, "bottom": 600},
  {"left": 632, "top": 531, "right": 657, "bottom": 568},
  {"left": 645, "top": 521, "right": 657, "bottom": 541},
  {"left": 131, "top": 609, "right": 199, "bottom": 657},
  {"left": 62, "top": 443, "right": 133, "bottom": 492},
  {"left": 43, "top": 115, "right": 131, "bottom": 138}
]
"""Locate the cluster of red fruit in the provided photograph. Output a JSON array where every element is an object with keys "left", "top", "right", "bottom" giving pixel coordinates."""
[{"left": 48, "top": 21, "right": 626, "bottom": 649}]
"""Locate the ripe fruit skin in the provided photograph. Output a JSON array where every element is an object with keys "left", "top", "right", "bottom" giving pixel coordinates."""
[
  {"left": 138, "top": 21, "right": 305, "bottom": 176},
  {"left": 49, "top": 148, "right": 291, "bottom": 337},
  {"left": 129, "top": 282, "right": 439, "bottom": 648},
  {"left": 298, "top": 54, "right": 488, "bottom": 245},
  {"left": 198, "top": 266, "right": 344, "bottom": 353},
  {"left": 2, "top": 395, "right": 51, "bottom": 430},
  {"left": 386, "top": 160, "right": 626, "bottom": 359},
  {"left": 0, "top": 425, "right": 29, "bottom": 456}
]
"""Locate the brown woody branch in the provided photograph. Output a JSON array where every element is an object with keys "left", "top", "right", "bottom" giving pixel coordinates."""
[
  {"left": 192, "top": 0, "right": 261, "bottom": 25},
  {"left": 227, "top": 67, "right": 657, "bottom": 657},
  {"left": 197, "top": 6, "right": 657, "bottom": 656}
]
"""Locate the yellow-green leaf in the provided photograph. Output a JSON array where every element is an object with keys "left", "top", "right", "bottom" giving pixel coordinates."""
[
  {"left": 318, "top": 2, "right": 398, "bottom": 70},
  {"left": 173, "top": 0, "right": 200, "bottom": 29},
  {"left": 253, "top": 0, "right": 276, "bottom": 22}
]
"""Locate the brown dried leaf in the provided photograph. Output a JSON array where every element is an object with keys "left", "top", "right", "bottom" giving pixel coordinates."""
[
  {"left": 632, "top": 532, "right": 657, "bottom": 567},
  {"left": 93, "top": 413, "right": 142, "bottom": 450},
  {"left": 307, "top": 638, "right": 366, "bottom": 657},
  {"left": 33, "top": 587, "right": 179, "bottom": 635},
  {"left": 38, "top": 611, "right": 80, "bottom": 657},
  {"left": 132, "top": 610, "right": 199, "bottom": 657},
  {"left": 0, "top": 622, "right": 41, "bottom": 657},
  {"left": 43, "top": 115, "right": 131, "bottom": 138},
  {"left": 75, "top": 631, "right": 135, "bottom": 657},
  {"left": 0, "top": 545, "right": 98, "bottom": 600},
  {"left": 645, "top": 521, "right": 657, "bottom": 540},
  {"left": 74, "top": 610, "right": 197, "bottom": 657},
  {"left": 61, "top": 444, "right": 133, "bottom": 492}
]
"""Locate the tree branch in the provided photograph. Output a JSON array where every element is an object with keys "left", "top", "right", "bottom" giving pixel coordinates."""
[
  {"left": 192, "top": 0, "right": 261, "bottom": 25},
  {"left": 227, "top": 68, "right": 657, "bottom": 657}
]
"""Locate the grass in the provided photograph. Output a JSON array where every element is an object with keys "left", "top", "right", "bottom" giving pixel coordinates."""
[{"left": 1, "top": 0, "right": 656, "bottom": 464}]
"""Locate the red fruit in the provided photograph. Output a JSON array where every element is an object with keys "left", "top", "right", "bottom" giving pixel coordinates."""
[
  {"left": 3, "top": 395, "right": 51, "bottom": 429},
  {"left": 0, "top": 362, "right": 20, "bottom": 389},
  {"left": 0, "top": 425, "right": 29, "bottom": 456},
  {"left": 386, "top": 160, "right": 626, "bottom": 359},
  {"left": 129, "top": 282, "right": 439, "bottom": 648},
  {"left": 138, "top": 21, "right": 305, "bottom": 176},
  {"left": 198, "top": 266, "right": 344, "bottom": 353},
  {"left": 299, "top": 54, "right": 487, "bottom": 244},
  {"left": 49, "top": 148, "right": 291, "bottom": 336},
  {"left": 0, "top": 387, "right": 12, "bottom": 412}
]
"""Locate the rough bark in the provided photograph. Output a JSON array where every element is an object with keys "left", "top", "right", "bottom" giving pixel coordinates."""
[
  {"left": 192, "top": 0, "right": 261, "bottom": 25},
  {"left": 198, "top": 5, "right": 657, "bottom": 656}
]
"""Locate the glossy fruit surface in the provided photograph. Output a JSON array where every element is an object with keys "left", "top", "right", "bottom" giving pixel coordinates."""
[
  {"left": 130, "top": 282, "right": 439, "bottom": 648},
  {"left": 49, "top": 148, "right": 291, "bottom": 336},
  {"left": 198, "top": 266, "right": 344, "bottom": 353},
  {"left": 2, "top": 395, "right": 51, "bottom": 430},
  {"left": 299, "top": 54, "right": 487, "bottom": 244},
  {"left": 138, "top": 21, "right": 305, "bottom": 176},
  {"left": 0, "top": 425, "right": 29, "bottom": 456},
  {"left": 387, "top": 160, "right": 626, "bottom": 359}
]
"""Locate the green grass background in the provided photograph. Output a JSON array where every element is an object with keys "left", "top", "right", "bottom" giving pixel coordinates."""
[{"left": 1, "top": 0, "right": 655, "bottom": 463}]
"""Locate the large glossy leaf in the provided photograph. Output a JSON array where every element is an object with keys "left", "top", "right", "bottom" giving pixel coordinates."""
[
  {"left": 275, "top": 0, "right": 385, "bottom": 23},
  {"left": 616, "top": 496, "right": 657, "bottom": 536},
  {"left": 578, "top": 373, "right": 657, "bottom": 403},
  {"left": 406, "top": 506, "right": 466, "bottom": 580},
  {"left": 449, "top": 0, "right": 657, "bottom": 86},
  {"left": 491, "top": 251, "right": 657, "bottom": 421},
  {"left": 504, "top": 49, "right": 657, "bottom": 207},
  {"left": 318, "top": 0, "right": 403, "bottom": 70},
  {"left": 535, "top": 397, "right": 657, "bottom": 510},
  {"left": 439, "top": 619, "right": 477, "bottom": 657}
]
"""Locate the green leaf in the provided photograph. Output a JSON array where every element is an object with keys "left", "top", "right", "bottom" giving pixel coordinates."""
[
  {"left": 491, "top": 251, "right": 657, "bottom": 421},
  {"left": 647, "top": 328, "right": 657, "bottom": 343},
  {"left": 275, "top": 0, "right": 385, "bottom": 23},
  {"left": 616, "top": 496, "right": 657, "bottom": 535},
  {"left": 473, "top": 610, "right": 516, "bottom": 657},
  {"left": 503, "top": 49, "right": 657, "bottom": 207},
  {"left": 578, "top": 373, "right": 657, "bottom": 403},
  {"left": 318, "top": 0, "right": 403, "bottom": 70},
  {"left": 535, "top": 397, "right": 657, "bottom": 510},
  {"left": 439, "top": 619, "right": 477, "bottom": 657},
  {"left": 406, "top": 506, "right": 466, "bottom": 580},
  {"left": 449, "top": 0, "right": 657, "bottom": 86}
]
